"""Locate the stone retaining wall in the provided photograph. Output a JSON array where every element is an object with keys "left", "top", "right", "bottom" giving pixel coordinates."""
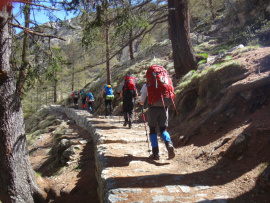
[{"left": 51, "top": 106, "right": 107, "bottom": 203}]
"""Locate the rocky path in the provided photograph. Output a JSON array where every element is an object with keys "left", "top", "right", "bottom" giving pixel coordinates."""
[
  {"left": 50, "top": 104, "right": 270, "bottom": 203},
  {"left": 51, "top": 106, "right": 235, "bottom": 203}
]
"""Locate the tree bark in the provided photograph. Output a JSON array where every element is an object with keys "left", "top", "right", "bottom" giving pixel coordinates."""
[
  {"left": 168, "top": 0, "right": 197, "bottom": 78},
  {"left": 208, "top": 0, "right": 216, "bottom": 20},
  {"left": 17, "top": 1, "right": 30, "bottom": 97},
  {"left": 128, "top": 0, "right": 134, "bottom": 60},
  {"left": 0, "top": 3, "right": 45, "bottom": 203},
  {"left": 53, "top": 70, "right": 57, "bottom": 103},
  {"left": 129, "top": 28, "right": 134, "bottom": 60},
  {"left": 71, "top": 66, "right": 74, "bottom": 91},
  {"left": 105, "top": 19, "right": 111, "bottom": 85}
]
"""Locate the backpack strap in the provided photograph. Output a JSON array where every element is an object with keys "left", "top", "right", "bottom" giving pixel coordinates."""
[{"left": 161, "top": 94, "right": 178, "bottom": 115}]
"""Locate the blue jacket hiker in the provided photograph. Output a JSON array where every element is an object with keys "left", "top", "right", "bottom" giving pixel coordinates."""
[
  {"left": 102, "top": 85, "right": 114, "bottom": 116},
  {"left": 87, "top": 92, "right": 94, "bottom": 112}
]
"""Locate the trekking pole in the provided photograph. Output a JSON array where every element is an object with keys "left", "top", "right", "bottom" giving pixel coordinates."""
[
  {"left": 135, "top": 103, "right": 137, "bottom": 123},
  {"left": 141, "top": 106, "right": 151, "bottom": 154},
  {"left": 119, "top": 99, "right": 122, "bottom": 124}
]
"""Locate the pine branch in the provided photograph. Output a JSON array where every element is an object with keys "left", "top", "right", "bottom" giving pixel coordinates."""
[
  {"left": 76, "top": 16, "right": 168, "bottom": 73},
  {"left": 10, "top": 22, "right": 66, "bottom": 41}
]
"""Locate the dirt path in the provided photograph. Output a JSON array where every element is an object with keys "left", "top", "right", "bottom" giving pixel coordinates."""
[
  {"left": 31, "top": 105, "right": 270, "bottom": 203},
  {"left": 28, "top": 111, "right": 99, "bottom": 203}
]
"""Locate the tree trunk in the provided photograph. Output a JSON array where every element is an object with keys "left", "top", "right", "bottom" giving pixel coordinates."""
[
  {"left": 128, "top": 0, "right": 134, "bottom": 60},
  {"left": 36, "top": 85, "right": 39, "bottom": 111},
  {"left": 168, "top": 0, "right": 197, "bottom": 78},
  {"left": 71, "top": 66, "right": 74, "bottom": 91},
  {"left": 54, "top": 80, "right": 57, "bottom": 103},
  {"left": 129, "top": 29, "right": 134, "bottom": 60},
  {"left": 208, "top": 0, "right": 216, "bottom": 20},
  {"left": 0, "top": 4, "right": 45, "bottom": 203},
  {"left": 105, "top": 21, "right": 111, "bottom": 85},
  {"left": 17, "top": 1, "right": 30, "bottom": 97},
  {"left": 53, "top": 68, "right": 57, "bottom": 103}
]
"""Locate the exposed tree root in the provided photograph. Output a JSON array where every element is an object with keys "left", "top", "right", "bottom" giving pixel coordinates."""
[{"left": 207, "top": 137, "right": 231, "bottom": 160}]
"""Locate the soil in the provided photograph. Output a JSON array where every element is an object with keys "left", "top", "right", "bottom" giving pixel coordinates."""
[
  {"left": 28, "top": 47, "right": 270, "bottom": 202},
  {"left": 28, "top": 114, "right": 99, "bottom": 203}
]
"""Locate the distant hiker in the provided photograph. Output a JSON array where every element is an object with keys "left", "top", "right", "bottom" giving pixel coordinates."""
[
  {"left": 102, "top": 85, "right": 114, "bottom": 116},
  {"left": 80, "top": 88, "right": 87, "bottom": 110},
  {"left": 86, "top": 91, "right": 95, "bottom": 113},
  {"left": 140, "top": 65, "right": 176, "bottom": 160},
  {"left": 120, "top": 74, "right": 138, "bottom": 128},
  {"left": 72, "top": 90, "right": 79, "bottom": 109}
]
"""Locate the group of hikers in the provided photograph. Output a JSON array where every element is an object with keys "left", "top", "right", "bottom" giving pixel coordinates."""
[
  {"left": 72, "top": 89, "right": 95, "bottom": 112},
  {"left": 71, "top": 64, "right": 175, "bottom": 160}
]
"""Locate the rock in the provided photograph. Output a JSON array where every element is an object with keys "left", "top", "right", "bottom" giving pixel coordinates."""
[
  {"left": 258, "top": 164, "right": 270, "bottom": 192},
  {"left": 47, "top": 186, "right": 60, "bottom": 200},
  {"left": 60, "top": 139, "right": 72, "bottom": 149},
  {"left": 152, "top": 195, "right": 175, "bottom": 202},
  {"left": 62, "top": 145, "right": 75, "bottom": 159},
  {"left": 60, "top": 187, "right": 72, "bottom": 196},
  {"left": 225, "top": 132, "right": 251, "bottom": 160}
]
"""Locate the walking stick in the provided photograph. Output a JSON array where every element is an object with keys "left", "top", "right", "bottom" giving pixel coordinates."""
[
  {"left": 119, "top": 100, "right": 122, "bottom": 124},
  {"left": 141, "top": 106, "right": 151, "bottom": 154}
]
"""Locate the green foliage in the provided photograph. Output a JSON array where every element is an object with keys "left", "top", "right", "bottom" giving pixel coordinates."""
[
  {"left": 198, "top": 59, "right": 206, "bottom": 65},
  {"left": 73, "top": 165, "right": 82, "bottom": 172},
  {"left": 35, "top": 172, "right": 42, "bottom": 177},
  {"left": 197, "top": 53, "right": 208, "bottom": 59},
  {"left": 227, "top": 17, "right": 270, "bottom": 46}
]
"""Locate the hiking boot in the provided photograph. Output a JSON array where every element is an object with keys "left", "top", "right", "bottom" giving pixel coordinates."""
[
  {"left": 166, "top": 141, "right": 175, "bottom": 160},
  {"left": 123, "top": 121, "right": 128, "bottom": 127},
  {"left": 149, "top": 153, "right": 160, "bottom": 160},
  {"left": 150, "top": 146, "right": 159, "bottom": 160},
  {"left": 128, "top": 120, "right": 132, "bottom": 129}
]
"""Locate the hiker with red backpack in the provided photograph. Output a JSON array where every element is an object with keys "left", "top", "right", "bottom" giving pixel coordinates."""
[
  {"left": 72, "top": 90, "right": 79, "bottom": 109},
  {"left": 102, "top": 85, "right": 114, "bottom": 116},
  {"left": 140, "top": 65, "right": 176, "bottom": 160},
  {"left": 120, "top": 74, "right": 138, "bottom": 128}
]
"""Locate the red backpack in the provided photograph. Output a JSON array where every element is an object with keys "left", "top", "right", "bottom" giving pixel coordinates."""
[
  {"left": 146, "top": 65, "right": 175, "bottom": 107},
  {"left": 123, "top": 75, "right": 137, "bottom": 97},
  {"left": 124, "top": 75, "right": 136, "bottom": 91}
]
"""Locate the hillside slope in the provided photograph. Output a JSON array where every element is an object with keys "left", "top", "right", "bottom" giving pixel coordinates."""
[{"left": 25, "top": 45, "right": 270, "bottom": 202}]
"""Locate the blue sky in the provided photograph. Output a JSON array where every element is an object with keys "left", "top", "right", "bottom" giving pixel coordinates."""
[{"left": 12, "top": 1, "right": 77, "bottom": 33}]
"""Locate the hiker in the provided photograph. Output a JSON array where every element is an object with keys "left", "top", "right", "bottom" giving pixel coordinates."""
[
  {"left": 86, "top": 91, "right": 95, "bottom": 113},
  {"left": 140, "top": 65, "right": 176, "bottom": 160},
  {"left": 80, "top": 88, "right": 87, "bottom": 110},
  {"left": 120, "top": 74, "right": 138, "bottom": 128},
  {"left": 102, "top": 85, "right": 114, "bottom": 116},
  {"left": 72, "top": 90, "right": 79, "bottom": 109}
]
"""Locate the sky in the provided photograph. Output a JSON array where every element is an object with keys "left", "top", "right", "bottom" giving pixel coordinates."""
[{"left": 12, "top": 1, "right": 77, "bottom": 33}]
